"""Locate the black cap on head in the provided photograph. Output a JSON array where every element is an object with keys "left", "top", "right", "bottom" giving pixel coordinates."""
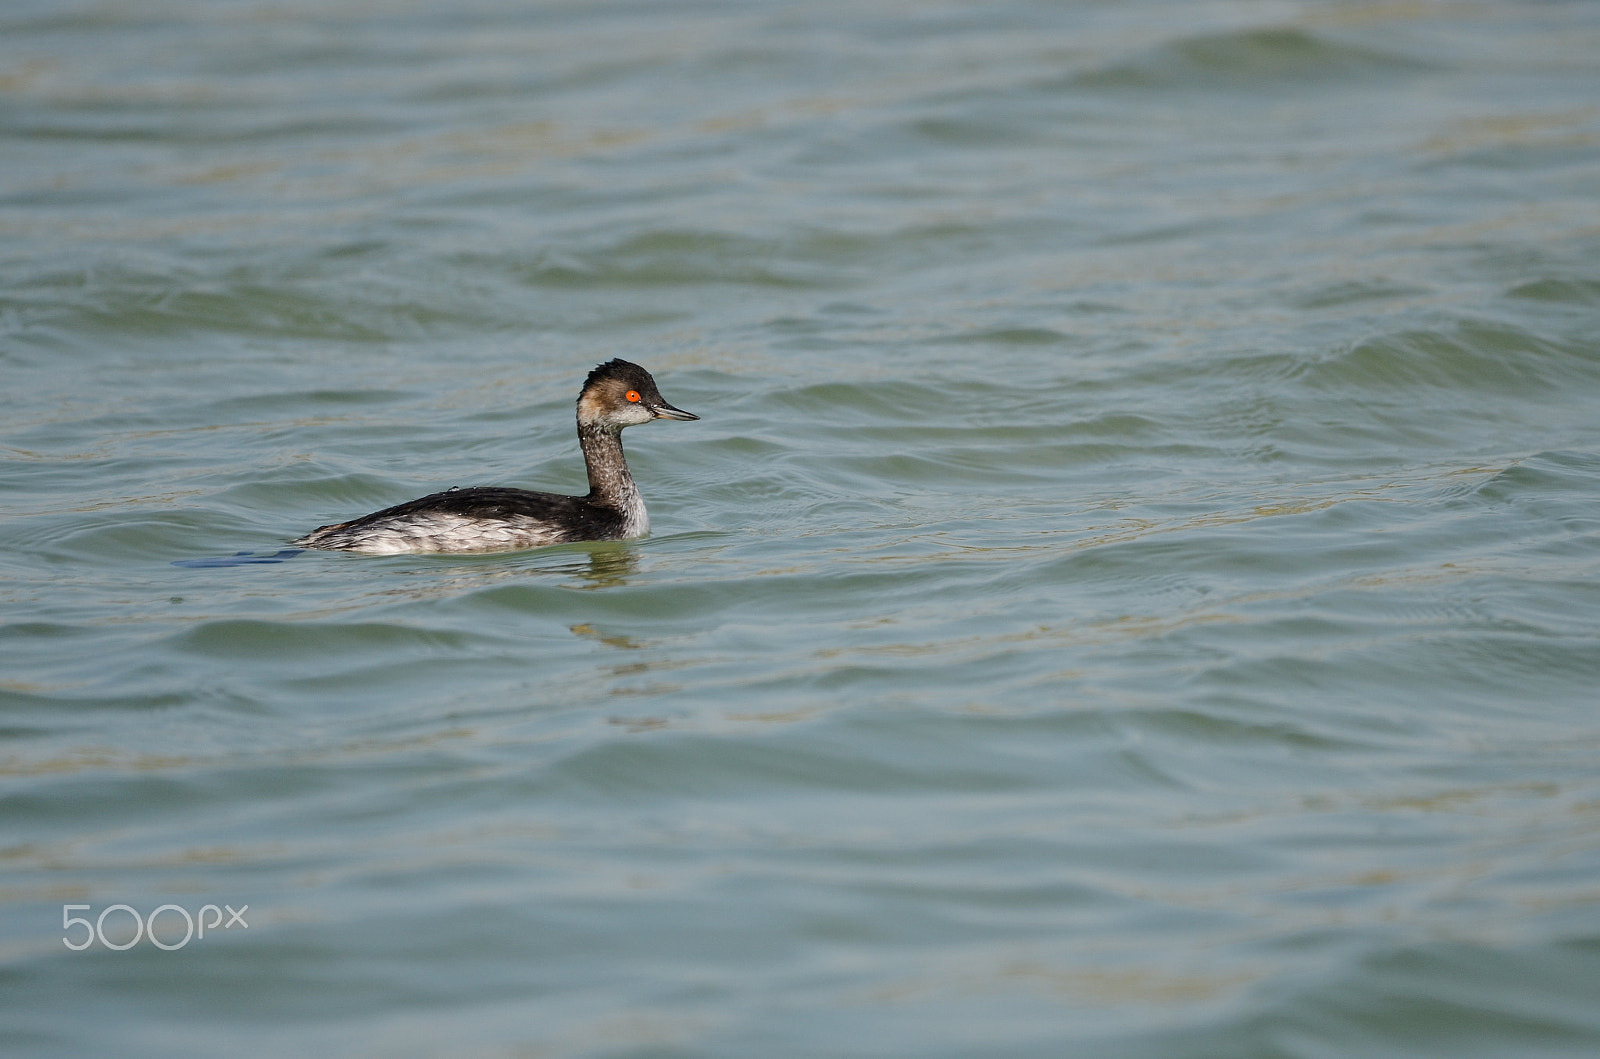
[{"left": 582, "top": 358, "right": 653, "bottom": 394}]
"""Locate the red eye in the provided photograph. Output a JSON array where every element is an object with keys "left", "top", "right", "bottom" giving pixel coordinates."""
[{"left": 625, "top": 390, "right": 641, "bottom": 403}]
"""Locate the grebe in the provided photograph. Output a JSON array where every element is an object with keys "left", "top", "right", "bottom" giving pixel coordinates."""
[{"left": 293, "top": 359, "right": 698, "bottom": 554}]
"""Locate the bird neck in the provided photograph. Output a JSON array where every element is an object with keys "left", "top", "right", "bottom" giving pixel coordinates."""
[{"left": 578, "top": 422, "right": 639, "bottom": 510}]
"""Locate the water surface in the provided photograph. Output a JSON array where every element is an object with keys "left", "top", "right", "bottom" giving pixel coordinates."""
[{"left": 3, "top": 2, "right": 1600, "bottom": 1056}]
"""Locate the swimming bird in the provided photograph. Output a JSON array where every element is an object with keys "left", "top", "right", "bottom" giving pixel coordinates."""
[{"left": 293, "top": 359, "right": 698, "bottom": 554}]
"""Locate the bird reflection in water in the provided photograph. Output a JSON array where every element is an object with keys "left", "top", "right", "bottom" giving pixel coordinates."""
[{"left": 561, "top": 544, "right": 638, "bottom": 589}]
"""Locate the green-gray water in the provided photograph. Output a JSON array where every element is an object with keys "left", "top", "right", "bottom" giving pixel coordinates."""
[{"left": 4, "top": 1, "right": 1600, "bottom": 1055}]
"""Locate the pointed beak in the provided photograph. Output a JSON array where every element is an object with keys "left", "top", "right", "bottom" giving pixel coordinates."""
[{"left": 650, "top": 401, "right": 699, "bottom": 421}]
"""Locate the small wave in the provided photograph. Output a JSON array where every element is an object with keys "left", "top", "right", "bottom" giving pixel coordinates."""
[
  {"left": 1471, "top": 451, "right": 1600, "bottom": 503},
  {"left": 1507, "top": 278, "right": 1600, "bottom": 307},
  {"left": 494, "top": 230, "right": 869, "bottom": 291},
  {"left": 172, "top": 549, "right": 304, "bottom": 568},
  {"left": 172, "top": 618, "right": 473, "bottom": 662},
  {"left": 1306, "top": 323, "right": 1600, "bottom": 393},
  {"left": 1068, "top": 26, "right": 1432, "bottom": 94},
  {"left": 4, "top": 263, "right": 484, "bottom": 342}
]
